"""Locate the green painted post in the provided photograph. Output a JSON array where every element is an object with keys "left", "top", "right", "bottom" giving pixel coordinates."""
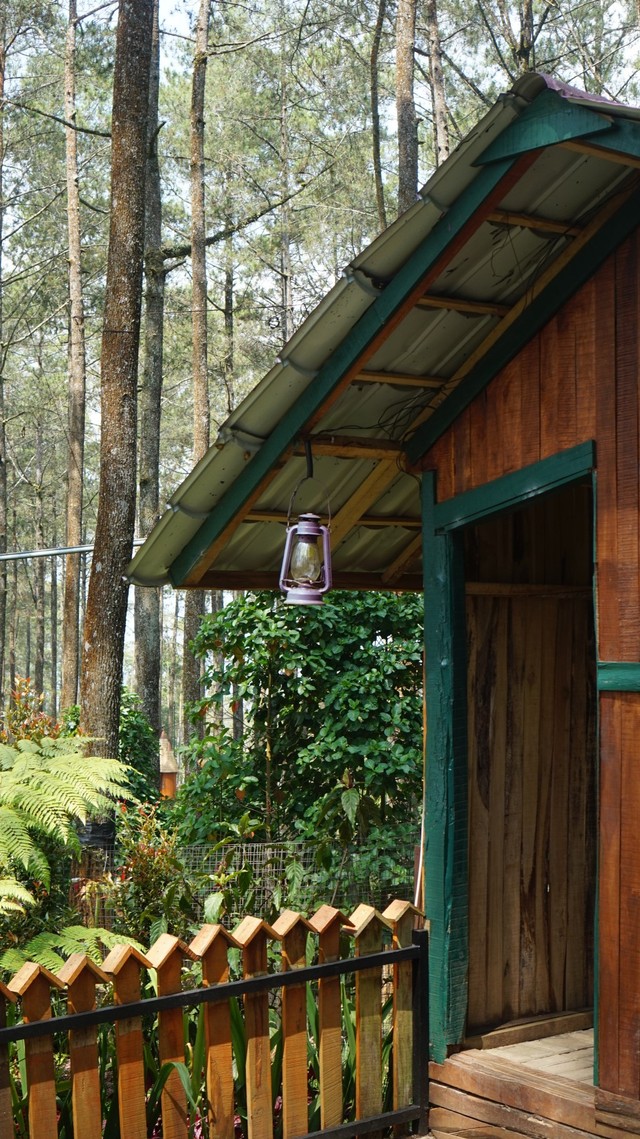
[{"left": 422, "top": 471, "right": 469, "bottom": 1061}]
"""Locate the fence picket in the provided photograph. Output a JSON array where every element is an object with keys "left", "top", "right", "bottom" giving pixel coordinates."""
[
  {"left": 383, "top": 901, "right": 423, "bottom": 1133},
  {"left": 7, "top": 963, "right": 64, "bottom": 1139},
  {"left": 102, "top": 944, "right": 152, "bottom": 1139},
  {"left": 351, "top": 905, "right": 392, "bottom": 1127},
  {"left": 190, "top": 924, "right": 239, "bottom": 1139},
  {"left": 274, "top": 910, "right": 314, "bottom": 1139},
  {"left": 310, "top": 904, "right": 354, "bottom": 1129},
  {"left": 57, "top": 953, "right": 110, "bottom": 1139},
  {"left": 0, "top": 980, "right": 17, "bottom": 1134},
  {"left": 234, "top": 916, "right": 282, "bottom": 1139},
  {"left": 148, "top": 934, "right": 197, "bottom": 1139}
]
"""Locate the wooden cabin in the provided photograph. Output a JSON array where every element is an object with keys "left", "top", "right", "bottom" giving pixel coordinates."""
[{"left": 130, "top": 73, "right": 640, "bottom": 1137}]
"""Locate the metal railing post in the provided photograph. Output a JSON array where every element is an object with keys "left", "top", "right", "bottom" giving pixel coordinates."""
[{"left": 411, "top": 928, "right": 429, "bottom": 1134}]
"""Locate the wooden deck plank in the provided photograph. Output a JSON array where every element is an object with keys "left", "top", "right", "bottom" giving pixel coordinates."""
[
  {"left": 429, "top": 1052, "right": 595, "bottom": 1133},
  {"left": 430, "top": 1083, "right": 597, "bottom": 1139}
]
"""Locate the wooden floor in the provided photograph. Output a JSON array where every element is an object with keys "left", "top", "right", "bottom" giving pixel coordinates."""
[{"left": 429, "top": 1030, "right": 598, "bottom": 1138}]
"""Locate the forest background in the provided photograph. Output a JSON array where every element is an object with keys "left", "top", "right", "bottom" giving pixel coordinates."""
[{"left": 1, "top": 0, "right": 639, "bottom": 764}]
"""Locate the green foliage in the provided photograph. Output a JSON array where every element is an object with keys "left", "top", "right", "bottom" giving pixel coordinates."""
[
  {"left": 174, "top": 591, "right": 423, "bottom": 850},
  {"left": 118, "top": 688, "right": 160, "bottom": 803},
  {"left": 0, "top": 736, "right": 131, "bottom": 916},
  {"left": 105, "top": 804, "right": 197, "bottom": 943},
  {"left": 60, "top": 689, "right": 159, "bottom": 803},
  {"left": 0, "top": 677, "right": 61, "bottom": 744}
]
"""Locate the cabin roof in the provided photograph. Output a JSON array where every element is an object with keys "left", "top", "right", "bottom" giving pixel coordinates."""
[{"left": 129, "top": 73, "right": 640, "bottom": 593}]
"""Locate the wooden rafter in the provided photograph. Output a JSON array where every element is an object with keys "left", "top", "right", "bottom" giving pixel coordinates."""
[
  {"left": 487, "top": 208, "right": 581, "bottom": 237},
  {"left": 381, "top": 534, "right": 423, "bottom": 585},
  {"left": 356, "top": 370, "right": 444, "bottom": 389},
  {"left": 198, "top": 569, "right": 424, "bottom": 591},
  {"left": 406, "top": 176, "right": 640, "bottom": 447},
  {"left": 246, "top": 509, "right": 421, "bottom": 529},
  {"left": 415, "top": 295, "right": 509, "bottom": 317},
  {"left": 290, "top": 435, "right": 403, "bottom": 461},
  {"left": 329, "top": 459, "right": 400, "bottom": 548},
  {"left": 562, "top": 138, "right": 640, "bottom": 170}
]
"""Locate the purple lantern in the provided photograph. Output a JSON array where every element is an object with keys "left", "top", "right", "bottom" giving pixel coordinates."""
[{"left": 279, "top": 512, "right": 332, "bottom": 605}]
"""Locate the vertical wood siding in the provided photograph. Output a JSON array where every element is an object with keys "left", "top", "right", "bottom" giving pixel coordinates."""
[{"left": 421, "top": 229, "right": 640, "bottom": 1097}]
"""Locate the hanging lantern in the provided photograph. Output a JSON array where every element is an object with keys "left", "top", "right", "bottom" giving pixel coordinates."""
[{"left": 279, "top": 512, "right": 332, "bottom": 605}]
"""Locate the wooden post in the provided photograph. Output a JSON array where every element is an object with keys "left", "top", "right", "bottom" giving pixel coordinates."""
[
  {"left": 273, "top": 909, "right": 314, "bottom": 1139},
  {"left": 102, "top": 943, "right": 152, "bottom": 1139},
  {"left": 57, "top": 953, "right": 110, "bottom": 1139},
  {"left": 190, "top": 923, "right": 240, "bottom": 1139},
  {"left": 8, "top": 962, "right": 65, "bottom": 1139},
  {"left": 233, "top": 915, "right": 282, "bottom": 1139},
  {"left": 309, "top": 904, "right": 354, "bottom": 1129},
  {"left": 382, "top": 900, "right": 424, "bottom": 1129},
  {"left": 0, "top": 979, "right": 17, "bottom": 1135},
  {"left": 350, "top": 904, "right": 392, "bottom": 1125},
  {"left": 147, "top": 933, "right": 197, "bottom": 1139}
]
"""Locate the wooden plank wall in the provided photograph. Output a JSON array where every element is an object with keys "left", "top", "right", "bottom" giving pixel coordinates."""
[
  {"left": 422, "top": 229, "right": 640, "bottom": 1097},
  {"left": 466, "top": 589, "right": 596, "bottom": 1032}
]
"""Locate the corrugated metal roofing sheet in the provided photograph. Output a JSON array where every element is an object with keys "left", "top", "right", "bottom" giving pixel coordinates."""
[{"left": 129, "top": 73, "right": 640, "bottom": 593}]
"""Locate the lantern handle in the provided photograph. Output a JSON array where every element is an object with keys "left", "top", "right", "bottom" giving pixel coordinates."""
[{"left": 286, "top": 441, "right": 331, "bottom": 527}]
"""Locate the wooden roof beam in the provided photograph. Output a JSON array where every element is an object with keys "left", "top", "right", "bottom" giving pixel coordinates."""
[
  {"left": 561, "top": 138, "right": 640, "bottom": 169},
  {"left": 381, "top": 534, "right": 423, "bottom": 585},
  {"left": 356, "top": 370, "right": 444, "bottom": 389},
  {"left": 329, "top": 459, "right": 401, "bottom": 548},
  {"left": 246, "top": 509, "right": 421, "bottom": 529},
  {"left": 405, "top": 176, "right": 640, "bottom": 460},
  {"left": 415, "top": 294, "right": 509, "bottom": 317},
  {"left": 197, "top": 569, "right": 424, "bottom": 591},
  {"left": 290, "top": 435, "right": 403, "bottom": 461},
  {"left": 487, "top": 208, "right": 581, "bottom": 237}
]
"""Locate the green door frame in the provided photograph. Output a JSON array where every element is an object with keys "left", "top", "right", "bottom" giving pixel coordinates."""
[{"left": 422, "top": 440, "right": 596, "bottom": 1062}]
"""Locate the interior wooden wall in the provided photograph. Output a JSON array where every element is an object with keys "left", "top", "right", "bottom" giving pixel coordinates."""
[
  {"left": 465, "top": 492, "right": 596, "bottom": 1034},
  {"left": 422, "top": 229, "right": 640, "bottom": 1097}
]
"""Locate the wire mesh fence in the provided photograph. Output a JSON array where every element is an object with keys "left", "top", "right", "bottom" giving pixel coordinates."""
[{"left": 73, "top": 837, "right": 418, "bottom": 926}]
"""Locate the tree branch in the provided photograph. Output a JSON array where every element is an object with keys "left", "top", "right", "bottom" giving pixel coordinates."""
[{"left": 6, "top": 98, "right": 111, "bottom": 138}]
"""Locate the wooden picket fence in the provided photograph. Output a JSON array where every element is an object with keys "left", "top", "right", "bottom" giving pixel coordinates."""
[{"left": 0, "top": 900, "right": 429, "bottom": 1139}]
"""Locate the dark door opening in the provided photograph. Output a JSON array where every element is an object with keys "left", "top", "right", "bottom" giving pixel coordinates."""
[{"left": 464, "top": 479, "right": 597, "bottom": 1036}]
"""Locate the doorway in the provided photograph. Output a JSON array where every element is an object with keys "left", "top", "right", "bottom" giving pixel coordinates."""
[{"left": 463, "top": 480, "right": 597, "bottom": 1035}]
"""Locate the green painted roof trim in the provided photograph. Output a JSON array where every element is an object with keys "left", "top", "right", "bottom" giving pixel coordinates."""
[
  {"left": 169, "top": 155, "right": 515, "bottom": 584},
  {"left": 406, "top": 184, "right": 640, "bottom": 465},
  {"left": 432, "top": 441, "right": 595, "bottom": 531},
  {"left": 597, "top": 662, "right": 640, "bottom": 691},
  {"left": 476, "top": 88, "right": 613, "bottom": 164}
]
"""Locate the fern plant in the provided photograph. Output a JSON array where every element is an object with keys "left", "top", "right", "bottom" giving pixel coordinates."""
[{"left": 0, "top": 736, "right": 130, "bottom": 916}]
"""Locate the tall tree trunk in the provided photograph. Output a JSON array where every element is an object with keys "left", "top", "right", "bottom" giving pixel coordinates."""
[
  {"left": 182, "top": 0, "right": 210, "bottom": 746},
  {"left": 61, "top": 0, "right": 87, "bottom": 712},
  {"left": 8, "top": 507, "right": 16, "bottom": 699},
  {"left": 370, "top": 0, "right": 388, "bottom": 232},
  {"left": 279, "top": 73, "right": 293, "bottom": 345},
  {"left": 80, "top": 0, "right": 154, "bottom": 757},
  {"left": 0, "top": 35, "right": 8, "bottom": 711},
  {"left": 34, "top": 420, "right": 45, "bottom": 697},
  {"left": 425, "top": 0, "right": 450, "bottom": 166},
  {"left": 50, "top": 548, "right": 58, "bottom": 719},
  {"left": 135, "top": 0, "right": 163, "bottom": 736},
  {"left": 396, "top": 0, "right": 419, "bottom": 215}
]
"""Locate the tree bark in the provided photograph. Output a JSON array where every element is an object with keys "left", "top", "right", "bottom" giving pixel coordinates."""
[
  {"left": 182, "top": 0, "right": 211, "bottom": 745},
  {"left": 396, "top": 0, "right": 419, "bottom": 215},
  {"left": 370, "top": 0, "right": 388, "bottom": 232},
  {"left": 135, "top": 0, "right": 163, "bottom": 736},
  {"left": 80, "top": 0, "right": 154, "bottom": 757},
  {"left": 34, "top": 419, "right": 45, "bottom": 697},
  {"left": 425, "top": 0, "right": 450, "bottom": 166},
  {"left": 0, "top": 33, "right": 8, "bottom": 709},
  {"left": 61, "top": 0, "right": 87, "bottom": 712}
]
